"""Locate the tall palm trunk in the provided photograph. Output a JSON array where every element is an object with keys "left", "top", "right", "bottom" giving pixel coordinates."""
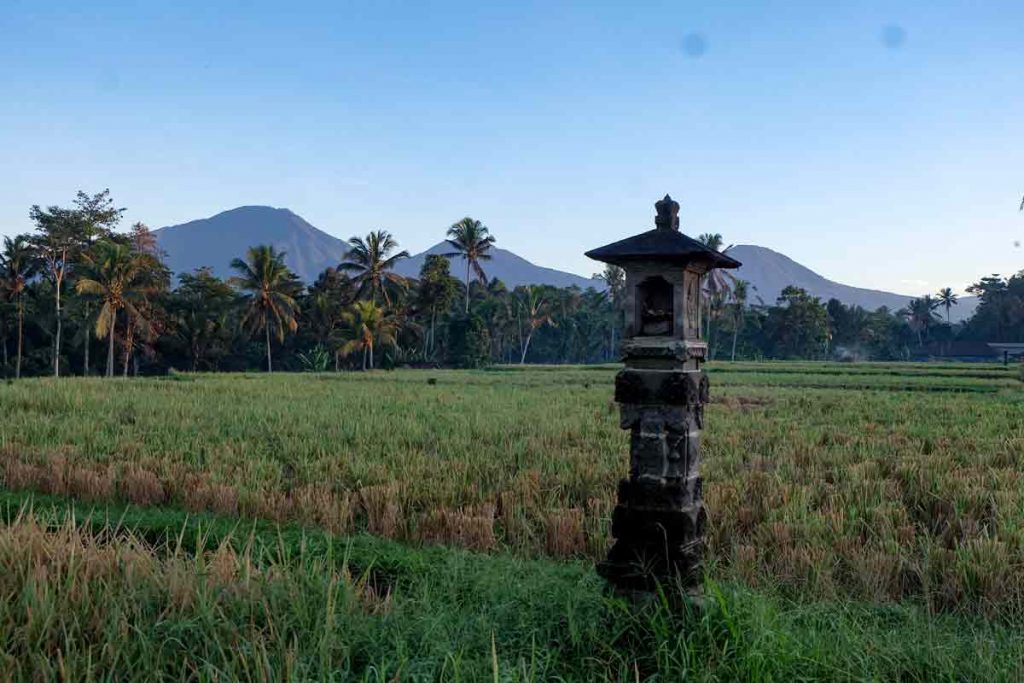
[
  {"left": 106, "top": 316, "right": 116, "bottom": 378},
  {"left": 54, "top": 276, "right": 62, "bottom": 377},
  {"left": 464, "top": 260, "right": 471, "bottom": 313},
  {"left": 15, "top": 298, "right": 23, "bottom": 379},
  {"left": 265, "top": 320, "right": 273, "bottom": 373},
  {"left": 123, "top": 324, "right": 134, "bottom": 378},
  {"left": 430, "top": 308, "right": 437, "bottom": 355},
  {"left": 731, "top": 308, "right": 741, "bottom": 361},
  {"left": 520, "top": 331, "right": 534, "bottom": 365},
  {"left": 82, "top": 302, "right": 91, "bottom": 375}
]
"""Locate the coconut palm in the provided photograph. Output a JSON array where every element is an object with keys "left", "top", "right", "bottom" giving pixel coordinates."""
[
  {"left": 902, "top": 296, "right": 940, "bottom": 347},
  {"left": 118, "top": 248, "right": 169, "bottom": 377},
  {"left": 75, "top": 241, "right": 153, "bottom": 377},
  {"left": 336, "top": 300, "right": 398, "bottom": 370},
  {"left": 730, "top": 279, "right": 749, "bottom": 361},
  {"left": 517, "top": 286, "right": 555, "bottom": 364},
  {"left": 697, "top": 233, "right": 724, "bottom": 251},
  {"left": 339, "top": 230, "right": 409, "bottom": 306},
  {"left": 696, "top": 234, "right": 736, "bottom": 353},
  {"left": 936, "top": 287, "right": 959, "bottom": 324},
  {"left": 595, "top": 264, "right": 625, "bottom": 359},
  {"left": 0, "top": 235, "right": 37, "bottom": 378},
  {"left": 445, "top": 217, "right": 495, "bottom": 313},
  {"left": 230, "top": 245, "right": 300, "bottom": 373}
]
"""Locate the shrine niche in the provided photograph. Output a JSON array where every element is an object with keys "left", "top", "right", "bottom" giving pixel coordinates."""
[{"left": 637, "top": 276, "right": 673, "bottom": 336}]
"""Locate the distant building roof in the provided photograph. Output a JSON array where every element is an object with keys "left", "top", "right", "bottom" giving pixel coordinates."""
[
  {"left": 987, "top": 343, "right": 1024, "bottom": 352},
  {"left": 925, "top": 341, "right": 1024, "bottom": 359},
  {"left": 585, "top": 195, "right": 741, "bottom": 270}
]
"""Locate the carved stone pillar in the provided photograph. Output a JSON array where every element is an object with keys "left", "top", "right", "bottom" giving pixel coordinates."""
[
  {"left": 598, "top": 344, "right": 709, "bottom": 590},
  {"left": 585, "top": 194, "right": 740, "bottom": 592}
]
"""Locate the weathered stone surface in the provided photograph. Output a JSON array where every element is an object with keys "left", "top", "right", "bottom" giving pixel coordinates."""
[
  {"left": 611, "top": 504, "right": 706, "bottom": 543},
  {"left": 614, "top": 369, "right": 705, "bottom": 405},
  {"left": 619, "top": 338, "right": 707, "bottom": 363},
  {"left": 598, "top": 538, "right": 704, "bottom": 591},
  {"left": 617, "top": 477, "right": 702, "bottom": 509},
  {"left": 603, "top": 366, "right": 710, "bottom": 592}
]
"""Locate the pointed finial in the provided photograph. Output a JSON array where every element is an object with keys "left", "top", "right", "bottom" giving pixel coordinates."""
[{"left": 654, "top": 194, "right": 680, "bottom": 231}]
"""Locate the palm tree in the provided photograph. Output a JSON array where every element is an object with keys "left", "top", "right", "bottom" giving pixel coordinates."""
[
  {"left": 595, "top": 264, "right": 625, "bottom": 359},
  {"left": 230, "top": 245, "right": 300, "bottom": 372},
  {"left": 445, "top": 217, "right": 495, "bottom": 313},
  {"left": 336, "top": 300, "right": 398, "bottom": 370},
  {"left": 936, "top": 287, "right": 958, "bottom": 324},
  {"left": 696, "top": 234, "right": 736, "bottom": 354},
  {"left": 902, "top": 296, "right": 940, "bottom": 347},
  {"left": 697, "top": 233, "right": 724, "bottom": 251},
  {"left": 339, "top": 230, "right": 409, "bottom": 306},
  {"left": 75, "top": 241, "right": 152, "bottom": 377},
  {"left": 0, "top": 236, "right": 37, "bottom": 378},
  {"left": 730, "top": 279, "right": 749, "bottom": 361},
  {"left": 118, "top": 248, "right": 168, "bottom": 377},
  {"left": 517, "top": 286, "right": 555, "bottom": 364}
]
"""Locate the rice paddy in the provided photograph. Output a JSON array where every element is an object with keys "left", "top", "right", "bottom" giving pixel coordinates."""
[{"left": 0, "top": 361, "right": 1022, "bottom": 678}]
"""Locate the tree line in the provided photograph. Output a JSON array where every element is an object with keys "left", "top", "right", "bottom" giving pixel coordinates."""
[{"left": 1, "top": 191, "right": 1020, "bottom": 377}]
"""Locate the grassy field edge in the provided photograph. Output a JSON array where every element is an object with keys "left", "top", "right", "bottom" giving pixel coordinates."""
[{"left": 2, "top": 488, "right": 1022, "bottom": 680}]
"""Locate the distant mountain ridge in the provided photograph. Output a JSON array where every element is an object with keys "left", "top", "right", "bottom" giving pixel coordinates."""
[
  {"left": 153, "top": 206, "right": 976, "bottom": 322},
  {"left": 154, "top": 206, "right": 348, "bottom": 282},
  {"left": 725, "top": 245, "right": 977, "bottom": 322},
  {"left": 154, "top": 205, "right": 601, "bottom": 289}
]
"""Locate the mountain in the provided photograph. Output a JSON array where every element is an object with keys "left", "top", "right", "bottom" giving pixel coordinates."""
[
  {"left": 725, "top": 245, "right": 977, "bottom": 322},
  {"left": 153, "top": 207, "right": 977, "bottom": 322},
  {"left": 393, "top": 242, "right": 601, "bottom": 290},
  {"left": 154, "top": 206, "right": 348, "bottom": 282}
]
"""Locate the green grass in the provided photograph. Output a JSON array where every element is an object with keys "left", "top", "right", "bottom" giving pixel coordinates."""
[
  {"left": 0, "top": 361, "right": 1022, "bottom": 678},
  {"left": 1, "top": 489, "right": 1021, "bottom": 681}
]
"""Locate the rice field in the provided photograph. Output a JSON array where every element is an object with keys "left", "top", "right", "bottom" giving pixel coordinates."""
[{"left": 1, "top": 361, "right": 1023, "bottom": 678}]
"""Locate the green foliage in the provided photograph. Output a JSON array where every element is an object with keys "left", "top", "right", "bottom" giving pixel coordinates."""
[
  {"left": 296, "top": 345, "right": 331, "bottom": 372},
  {"left": 444, "top": 217, "right": 495, "bottom": 313},
  {"left": 229, "top": 245, "right": 301, "bottom": 372},
  {"left": 963, "top": 271, "right": 1024, "bottom": 342},
  {"left": 763, "top": 286, "right": 829, "bottom": 359},
  {"left": 6, "top": 190, "right": 1022, "bottom": 376},
  {"left": 445, "top": 314, "right": 490, "bottom": 368},
  {"left": 339, "top": 230, "right": 409, "bottom": 305}
]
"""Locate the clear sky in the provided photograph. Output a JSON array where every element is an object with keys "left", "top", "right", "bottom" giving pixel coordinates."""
[{"left": 1, "top": 1, "right": 1021, "bottom": 295}]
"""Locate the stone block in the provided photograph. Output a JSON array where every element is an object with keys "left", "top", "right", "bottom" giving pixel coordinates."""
[{"left": 615, "top": 369, "right": 706, "bottom": 406}]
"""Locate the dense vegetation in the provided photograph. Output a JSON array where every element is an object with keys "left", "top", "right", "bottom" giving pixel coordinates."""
[
  {"left": 0, "top": 362, "right": 1022, "bottom": 678},
  {"left": 2, "top": 191, "right": 1021, "bottom": 377}
]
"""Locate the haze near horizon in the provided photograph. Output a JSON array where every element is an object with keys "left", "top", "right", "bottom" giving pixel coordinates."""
[{"left": 1, "top": 1, "right": 1021, "bottom": 296}]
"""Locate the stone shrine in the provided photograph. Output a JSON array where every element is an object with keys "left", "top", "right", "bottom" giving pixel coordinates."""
[{"left": 585, "top": 195, "right": 741, "bottom": 592}]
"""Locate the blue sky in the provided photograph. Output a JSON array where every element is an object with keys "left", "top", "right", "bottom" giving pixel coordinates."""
[{"left": 1, "top": 1, "right": 1021, "bottom": 295}]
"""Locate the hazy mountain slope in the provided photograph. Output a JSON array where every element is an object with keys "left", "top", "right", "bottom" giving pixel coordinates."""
[
  {"left": 153, "top": 207, "right": 978, "bottom": 323},
  {"left": 154, "top": 206, "right": 348, "bottom": 282},
  {"left": 726, "top": 244, "right": 977, "bottom": 322},
  {"left": 394, "top": 242, "right": 601, "bottom": 290}
]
